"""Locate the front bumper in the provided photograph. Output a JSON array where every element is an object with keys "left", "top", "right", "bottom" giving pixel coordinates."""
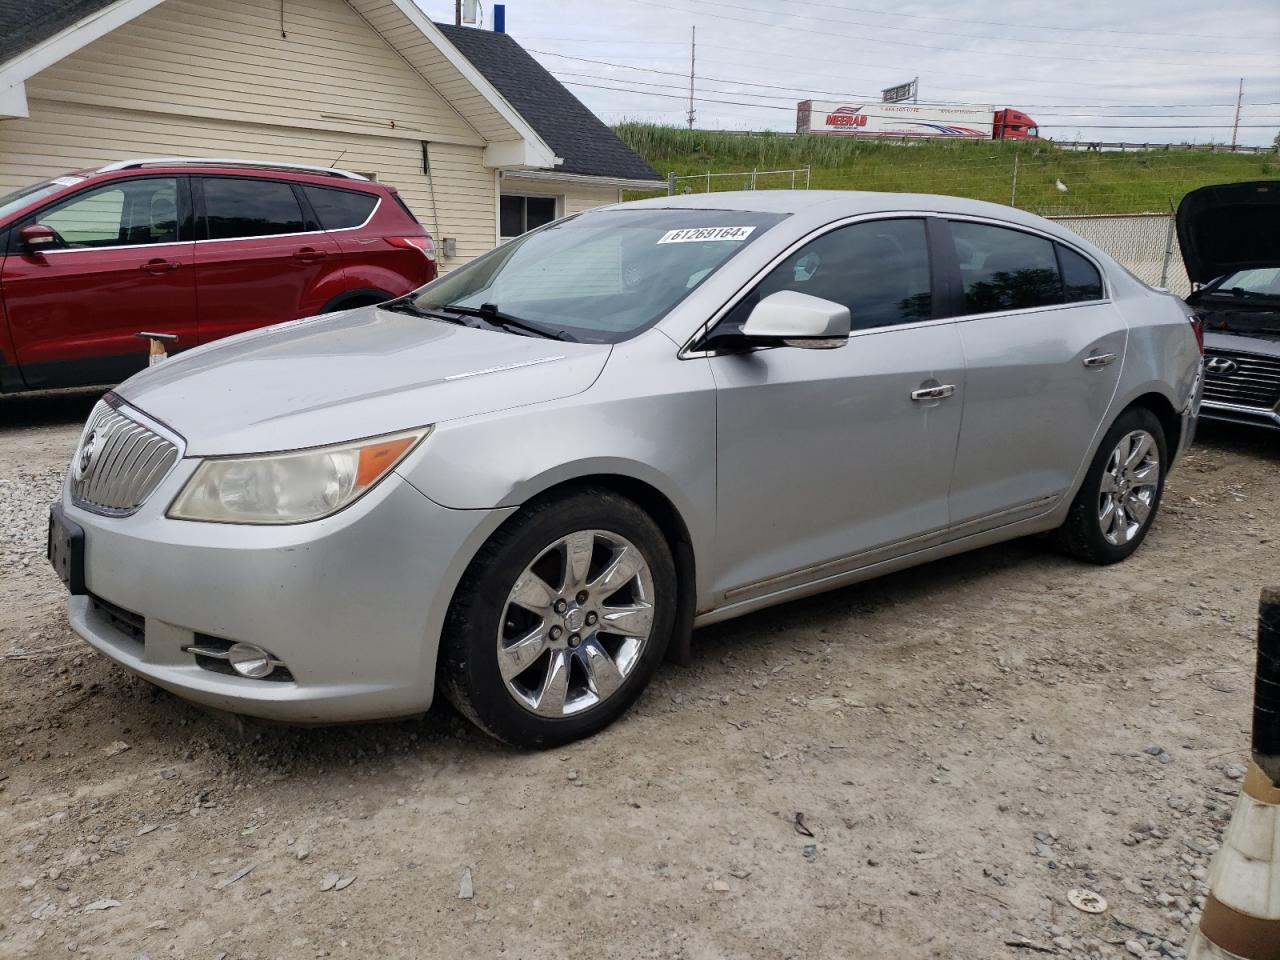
[
  {"left": 1199, "top": 399, "right": 1280, "bottom": 432},
  {"left": 62, "top": 463, "right": 512, "bottom": 723}
]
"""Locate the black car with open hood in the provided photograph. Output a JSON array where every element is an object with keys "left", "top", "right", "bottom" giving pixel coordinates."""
[{"left": 1178, "top": 180, "right": 1280, "bottom": 431}]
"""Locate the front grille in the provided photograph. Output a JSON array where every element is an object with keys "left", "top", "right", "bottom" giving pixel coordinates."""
[
  {"left": 89, "top": 593, "right": 144, "bottom": 649},
  {"left": 1201, "top": 350, "right": 1280, "bottom": 411},
  {"left": 70, "top": 397, "right": 180, "bottom": 516}
]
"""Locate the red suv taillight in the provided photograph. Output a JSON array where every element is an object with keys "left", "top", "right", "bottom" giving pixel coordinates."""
[{"left": 388, "top": 235, "right": 436, "bottom": 261}]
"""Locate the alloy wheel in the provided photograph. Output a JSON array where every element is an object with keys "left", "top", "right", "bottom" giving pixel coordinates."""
[
  {"left": 497, "top": 530, "right": 655, "bottom": 718},
  {"left": 1097, "top": 429, "right": 1160, "bottom": 547}
]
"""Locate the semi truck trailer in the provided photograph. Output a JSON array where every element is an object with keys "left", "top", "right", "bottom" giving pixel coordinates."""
[{"left": 797, "top": 101, "right": 1040, "bottom": 140}]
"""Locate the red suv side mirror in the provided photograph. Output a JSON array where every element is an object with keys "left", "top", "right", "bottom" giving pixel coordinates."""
[{"left": 19, "top": 223, "right": 58, "bottom": 253}]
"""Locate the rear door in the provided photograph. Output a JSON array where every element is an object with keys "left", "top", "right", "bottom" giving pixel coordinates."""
[
  {"left": 943, "top": 219, "right": 1125, "bottom": 531},
  {"left": 193, "top": 176, "right": 341, "bottom": 344},
  {"left": 708, "top": 217, "right": 966, "bottom": 601},
  {"left": 0, "top": 176, "right": 195, "bottom": 388}
]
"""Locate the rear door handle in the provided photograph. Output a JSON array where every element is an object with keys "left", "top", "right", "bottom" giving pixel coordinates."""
[
  {"left": 140, "top": 258, "right": 180, "bottom": 273},
  {"left": 1083, "top": 352, "right": 1118, "bottom": 368},
  {"left": 911, "top": 384, "right": 956, "bottom": 401},
  {"left": 293, "top": 247, "right": 327, "bottom": 262}
]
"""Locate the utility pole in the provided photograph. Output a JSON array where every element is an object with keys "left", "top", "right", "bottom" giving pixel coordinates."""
[
  {"left": 686, "top": 25, "right": 696, "bottom": 130},
  {"left": 1231, "top": 78, "right": 1244, "bottom": 150},
  {"left": 455, "top": 0, "right": 462, "bottom": 26}
]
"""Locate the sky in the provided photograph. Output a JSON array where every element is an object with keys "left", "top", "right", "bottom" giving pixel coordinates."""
[{"left": 418, "top": 0, "right": 1280, "bottom": 147}]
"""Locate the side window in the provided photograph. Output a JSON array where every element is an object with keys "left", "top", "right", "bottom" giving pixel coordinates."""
[
  {"left": 949, "top": 221, "right": 1063, "bottom": 313},
  {"left": 302, "top": 185, "right": 378, "bottom": 230},
  {"left": 203, "top": 177, "right": 304, "bottom": 240},
  {"left": 722, "top": 218, "right": 933, "bottom": 335},
  {"left": 35, "top": 178, "right": 180, "bottom": 248},
  {"left": 1057, "top": 244, "right": 1104, "bottom": 302}
]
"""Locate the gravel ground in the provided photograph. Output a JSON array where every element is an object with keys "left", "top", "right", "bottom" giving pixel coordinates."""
[{"left": 0, "top": 390, "right": 1276, "bottom": 960}]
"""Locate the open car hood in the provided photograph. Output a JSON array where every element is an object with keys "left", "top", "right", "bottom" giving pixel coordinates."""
[{"left": 1176, "top": 180, "right": 1280, "bottom": 286}]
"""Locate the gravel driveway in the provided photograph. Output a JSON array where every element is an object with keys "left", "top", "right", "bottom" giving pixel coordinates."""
[{"left": 1, "top": 391, "right": 1275, "bottom": 960}]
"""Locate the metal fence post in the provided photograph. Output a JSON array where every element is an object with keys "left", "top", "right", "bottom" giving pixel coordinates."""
[
  {"left": 751, "top": 168, "right": 757, "bottom": 190},
  {"left": 1010, "top": 150, "right": 1019, "bottom": 208},
  {"left": 667, "top": 172, "right": 675, "bottom": 196},
  {"left": 1159, "top": 203, "right": 1177, "bottom": 289}
]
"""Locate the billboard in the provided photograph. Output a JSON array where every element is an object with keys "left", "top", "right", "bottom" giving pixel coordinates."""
[
  {"left": 797, "top": 101, "right": 995, "bottom": 139},
  {"left": 881, "top": 80, "right": 917, "bottom": 104}
]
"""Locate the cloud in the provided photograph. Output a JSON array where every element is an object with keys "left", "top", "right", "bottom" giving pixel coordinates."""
[{"left": 427, "top": 0, "right": 1280, "bottom": 146}]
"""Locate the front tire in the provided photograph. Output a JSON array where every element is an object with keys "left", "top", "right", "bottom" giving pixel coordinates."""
[
  {"left": 1056, "top": 407, "right": 1167, "bottom": 565},
  {"left": 439, "top": 488, "right": 676, "bottom": 748}
]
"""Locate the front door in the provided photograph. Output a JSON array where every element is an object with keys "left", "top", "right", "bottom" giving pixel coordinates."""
[
  {"left": 707, "top": 217, "right": 966, "bottom": 602},
  {"left": 1, "top": 176, "right": 195, "bottom": 388},
  {"left": 943, "top": 220, "right": 1127, "bottom": 529},
  {"left": 193, "top": 175, "right": 341, "bottom": 344}
]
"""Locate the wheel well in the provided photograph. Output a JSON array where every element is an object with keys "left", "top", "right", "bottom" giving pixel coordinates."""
[
  {"left": 1126, "top": 392, "right": 1181, "bottom": 458},
  {"left": 321, "top": 288, "right": 394, "bottom": 313},
  {"left": 525, "top": 475, "right": 698, "bottom": 666}
]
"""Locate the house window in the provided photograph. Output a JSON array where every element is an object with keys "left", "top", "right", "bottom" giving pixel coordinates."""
[{"left": 501, "top": 194, "right": 559, "bottom": 240}]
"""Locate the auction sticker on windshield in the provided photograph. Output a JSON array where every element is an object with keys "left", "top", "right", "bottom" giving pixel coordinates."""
[{"left": 658, "top": 226, "right": 756, "bottom": 244}]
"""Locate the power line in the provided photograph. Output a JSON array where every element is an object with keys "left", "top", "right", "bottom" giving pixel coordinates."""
[
  {"left": 550, "top": 69, "right": 1280, "bottom": 119},
  {"left": 617, "top": 0, "right": 1273, "bottom": 67},
  {"left": 560, "top": 76, "right": 1280, "bottom": 128},
  {"left": 702, "top": 0, "right": 1274, "bottom": 47},
  {"left": 626, "top": 0, "right": 1275, "bottom": 58},
  {"left": 528, "top": 36, "right": 1260, "bottom": 94},
  {"left": 534, "top": 50, "right": 1280, "bottom": 112}
]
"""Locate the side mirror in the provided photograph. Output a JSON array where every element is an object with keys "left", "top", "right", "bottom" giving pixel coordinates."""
[
  {"left": 19, "top": 223, "right": 58, "bottom": 253},
  {"left": 740, "top": 290, "right": 851, "bottom": 349}
]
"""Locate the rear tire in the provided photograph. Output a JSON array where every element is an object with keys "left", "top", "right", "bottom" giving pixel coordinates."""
[
  {"left": 439, "top": 488, "right": 676, "bottom": 749},
  {"left": 1056, "top": 407, "right": 1167, "bottom": 565}
]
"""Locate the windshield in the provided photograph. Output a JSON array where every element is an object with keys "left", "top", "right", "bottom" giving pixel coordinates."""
[
  {"left": 407, "top": 208, "right": 787, "bottom": 343},
  {"left": 1206, "top": 267, "right": 1280, "bottom": 299},
  {"left": 0, "top": 175, "right": 86, "bottom": 223}
]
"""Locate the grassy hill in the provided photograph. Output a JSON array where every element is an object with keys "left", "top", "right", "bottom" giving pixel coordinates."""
[{"left": 614, "top": 123, "right": 1278, "bottom": 216}]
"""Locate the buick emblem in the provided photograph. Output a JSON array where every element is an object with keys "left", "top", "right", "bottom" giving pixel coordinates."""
[
  {"left": 74, "top": 430, "right": 100, "bottom": 481},
  {"left": 1204, "top": 356, "right": 1238, "bottom": 376}
]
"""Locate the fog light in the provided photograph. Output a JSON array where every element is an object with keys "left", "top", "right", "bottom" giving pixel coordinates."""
[{"left": 227, "top": 643, "right": 275, "bottom": 679}]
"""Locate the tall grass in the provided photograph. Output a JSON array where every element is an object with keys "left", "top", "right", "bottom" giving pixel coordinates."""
[{"left": 614, "top": 123, "right": 1278, "bottom": 215}]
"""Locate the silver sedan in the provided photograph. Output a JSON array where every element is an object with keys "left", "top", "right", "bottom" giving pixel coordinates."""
[{"left": 49, "top": 191, "right": 1203, "bottom": 747}]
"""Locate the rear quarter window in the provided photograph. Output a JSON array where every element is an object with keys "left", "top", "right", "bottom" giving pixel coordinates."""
[
  {"left": 1057, "top": 245, "right": 1105, "bottom": 302},
  {"left": 302, "top": 185, "right": 379, "bottom": 230}
]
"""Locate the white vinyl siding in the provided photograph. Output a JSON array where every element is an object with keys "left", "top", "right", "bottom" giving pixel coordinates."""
[{"left": 24, "top": 0, "right": 482, "bottom": 147}]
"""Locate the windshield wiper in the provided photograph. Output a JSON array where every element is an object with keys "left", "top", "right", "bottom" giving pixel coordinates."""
[
  {"left": 381, "top": 298, "right": 486, "bottom": 328},
  {"left": 440, "top": 303, "right": 577, "bottom": 342}
]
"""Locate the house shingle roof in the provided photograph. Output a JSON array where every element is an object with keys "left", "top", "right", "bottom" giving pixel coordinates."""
[
  {"left": 436, "top": 23, "right": 662, "bottom": 183},
  {"left": 0, "top": 0, "right": 117, "bottom": 66}
]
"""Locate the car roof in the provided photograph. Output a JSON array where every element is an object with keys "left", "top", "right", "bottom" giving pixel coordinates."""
[{"left": 619, "top": 189, "right": 1043, "bottom": 222}]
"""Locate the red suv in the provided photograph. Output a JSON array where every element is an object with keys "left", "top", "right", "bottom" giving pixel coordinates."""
[{"left": 0, "top": 158, "right": 437, "bottom": 392}]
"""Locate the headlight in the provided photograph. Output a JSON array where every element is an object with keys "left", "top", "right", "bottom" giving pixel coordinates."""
[{"left": 168, "top": 428, "right": 430, "bottom": 524}]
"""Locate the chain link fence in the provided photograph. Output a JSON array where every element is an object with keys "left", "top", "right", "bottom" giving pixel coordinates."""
[
  {"left": 668, "top": 166, "right": 811, "bottom": 194},
  {"left": 1048, "top": 213, "right": 1188, "bottom": 296}
]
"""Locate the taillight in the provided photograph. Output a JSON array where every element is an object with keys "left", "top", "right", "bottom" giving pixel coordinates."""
[
  {"left": 388, "top": 235, "right": 436, "bottom": 261},
  {"left": 1189, "top": 313, "right": 1204, "bottom": 353}
]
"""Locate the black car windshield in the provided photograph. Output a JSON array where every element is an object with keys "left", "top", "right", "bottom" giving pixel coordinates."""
[
  {"left": 407, "top": 208, "right": 787, "bottom": 343},
  {"left": 0, "top": 175, "right": 87, "bottom": 222},
  {"left": 1205, "top": 267, "right": 1280, "bottom": 299}
]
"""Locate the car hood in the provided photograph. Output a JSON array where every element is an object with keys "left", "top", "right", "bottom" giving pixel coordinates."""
[
  {"left": 1176, "top": 180, "right": 1280, "bottom": 286},
  {"left": 115, "top": 306, "right": 611, "bottom": 456},
  {"left": 1205, "top": 328, "right": 1280, "bottom": 358}
]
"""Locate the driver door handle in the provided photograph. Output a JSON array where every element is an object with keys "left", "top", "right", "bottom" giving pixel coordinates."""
[
  {"left": 140, "top": 258, "right": 180, "bottom": 273},
  {"left": 1083, "top": 352, "right": 1117, "bottom": 368},
  {"left": 911, "top": 384, "right": 956, "bottom": 401}
]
